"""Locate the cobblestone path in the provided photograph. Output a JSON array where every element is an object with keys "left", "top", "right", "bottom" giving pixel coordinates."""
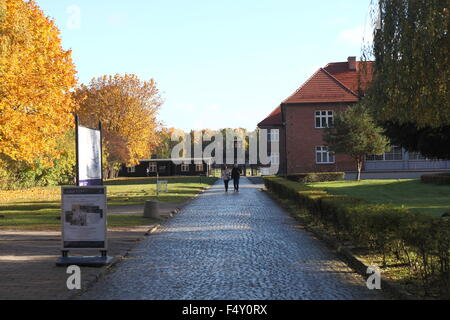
[{"left": 82, "top": 178, "right": 386, "bottom": 300}]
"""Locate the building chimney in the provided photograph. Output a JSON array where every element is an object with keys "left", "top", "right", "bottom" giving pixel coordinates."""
[{"left": 348, "top": 56, "right": 356, "bottom": 71}]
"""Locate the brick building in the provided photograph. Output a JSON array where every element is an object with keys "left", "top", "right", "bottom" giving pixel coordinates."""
[{"left": 258, "top": 57, "right": 450, "bottom": 175}]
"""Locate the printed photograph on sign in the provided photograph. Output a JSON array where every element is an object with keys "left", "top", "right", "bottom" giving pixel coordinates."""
[{"left": 65, "top": 205, "right": 103, "bottom": 227}]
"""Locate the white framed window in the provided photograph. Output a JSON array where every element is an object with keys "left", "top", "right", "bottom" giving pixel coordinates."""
[
  {"left": 127, "top": 166, "right": 136, "bottom": 173},
  {"left": 195, "top": 164, "right": 204, "bottom": 172},
  {"left": 181, "top": 164, "right": 190, "bottom": 172},
  {"left": 366, "top": 146, "right": 403, "bottom": 161},
  {"left": 384, "top": 146, "right": 403, "bottom": 161},
  {"left": 409, "top": 152, "right": 427, "bottom": 161},
  {"left": 268, "top": 129, "right": 280, "bottom": 142},
  {"left": 315, "top": 111, "right": 334, "bottom": 128},
  {"left": 366, "top": 154, "right": 384, "bottom": 161},
  {"left": 148, "top": 163, "right": 157, "bottom": 173},
  {"left": 270, "top": 152, "right": 280, "bottom": 165},
  {"left": 316, "top": 146, "right": 335, "bottom": 164}
]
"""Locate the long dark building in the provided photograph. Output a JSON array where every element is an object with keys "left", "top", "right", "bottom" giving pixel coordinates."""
[{"left": 118, "top": 158, "right": 214, "bottom": 177}]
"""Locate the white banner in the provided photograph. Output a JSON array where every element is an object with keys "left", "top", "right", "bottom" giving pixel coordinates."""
[{"left": 78, "top": 126, "right": 102, "bottom": 186}]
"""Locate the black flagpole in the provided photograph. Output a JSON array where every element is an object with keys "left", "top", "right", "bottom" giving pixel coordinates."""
[
  {"left": 99, "top": 121, "right": 104, "bottom": 185},
  {"left": 75, "top": 114, "right": 80, "bottom": 187}
]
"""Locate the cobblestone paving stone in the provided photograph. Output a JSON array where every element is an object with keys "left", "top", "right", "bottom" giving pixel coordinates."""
[{"left": 82, "top": 178, "right": 387, "bottom": 300}]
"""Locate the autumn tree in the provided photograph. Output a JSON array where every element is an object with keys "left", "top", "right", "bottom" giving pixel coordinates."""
[
  {"left": 324, "top": 104, "right": 390, "bottom": 181},
  {"left": 363, "top": 0, "right": 449, "bottom": 159},
  {"left": 154, "top": 127, "right": 178, "bottom": 159},
  {"left": 74, "top": 74, "right": 162, "bottom": 178},
  {"left": 0, "top": 0, "right": 77, "bottom": 166}
]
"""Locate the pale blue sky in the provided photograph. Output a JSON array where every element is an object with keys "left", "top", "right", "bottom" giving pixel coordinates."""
[{"left": 35, "top": 0, "right": 374, "bottom": 131}]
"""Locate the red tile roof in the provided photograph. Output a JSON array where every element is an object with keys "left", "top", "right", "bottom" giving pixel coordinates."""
[
  {"left": 281, "top": 68, "right": 359, "bottom": 104},
  {"left": 258, "top": 58, "right": 374, "bottom": 127},
  {"left": 258, "top": 105, "right": 282, "bottom": 127},
  {"left": 324, "top": 61, "right": 373, "bottom": 94}
]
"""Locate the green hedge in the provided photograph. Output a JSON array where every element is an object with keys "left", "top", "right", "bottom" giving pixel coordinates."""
[
  {"left": 264, "top": 176, "right": 450, "bottom": 297},
  {"left": 421, "top": 173, "right": 450, "bottom": 185},
  {"left": 287, "top": 172, "right": 345, "bottom": 183}
]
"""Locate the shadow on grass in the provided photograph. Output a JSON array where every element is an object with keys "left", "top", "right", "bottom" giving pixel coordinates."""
[{"left": 0, "top": 203, "right": 60, "bottom": 212}]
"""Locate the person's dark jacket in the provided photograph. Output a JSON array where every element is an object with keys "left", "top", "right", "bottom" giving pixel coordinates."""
[{"left": 231, "top": 167, "right": 241, "bottom": 180}]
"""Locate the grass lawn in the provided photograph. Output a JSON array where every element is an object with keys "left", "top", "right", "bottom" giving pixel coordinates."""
[
  {"left": 307, "top": 179, "right": 450, "bottom": 217},
  {"left": 0, "top": 176, "right": 217, "bottom": 230}
]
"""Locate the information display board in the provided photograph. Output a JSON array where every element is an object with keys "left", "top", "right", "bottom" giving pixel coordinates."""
[{"left": 61, "top": 186, "right": 107, "bottom": 250}]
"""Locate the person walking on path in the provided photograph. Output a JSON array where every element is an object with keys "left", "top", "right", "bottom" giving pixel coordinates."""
[
  {"left": 231, "top": 164, "right": 242, "bottom": 192},
  {"left": 221, "top": 165, "right": 231, "bottom": 192}
]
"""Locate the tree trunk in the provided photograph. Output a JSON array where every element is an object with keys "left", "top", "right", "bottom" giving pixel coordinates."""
[
  {"left": 356, "top": 159, "right": 362, "bottom": 181},
  {"left": 106, "top": 166, "right": 114, "bottom": 180}
]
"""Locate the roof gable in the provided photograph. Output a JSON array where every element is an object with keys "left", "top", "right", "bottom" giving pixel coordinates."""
[
  {"left": 258, "top": 105, "right": 282, "bottom": 127},
  {"left": 257, "top": 58, "right": 374, "bottom": 128},
  {"left": 282, "top": 68, "right": 359, "bottom": 104}
]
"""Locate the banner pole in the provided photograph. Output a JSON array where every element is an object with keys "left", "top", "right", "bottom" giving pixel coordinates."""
[
  {"left": 75, "top": 114, "right": 80, "bottom": 187},
  {"left": 98, "top": 121, "right": 107, "bottom": 258},
  {"left": 99, "top": 121, "right": 104, "bottom": 185}
]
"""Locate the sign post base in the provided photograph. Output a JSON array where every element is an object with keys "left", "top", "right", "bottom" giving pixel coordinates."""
[{"left": 56, "top": 255, "right": 115, "bottom": 268}]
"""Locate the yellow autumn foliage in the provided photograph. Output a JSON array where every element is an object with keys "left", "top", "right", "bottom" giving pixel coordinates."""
[
  {"left": 74, "top": 74, "right": 162, "bottom": 177},
  {"left": 0, "top": 0, "right": 77, "bottom": 165}
]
